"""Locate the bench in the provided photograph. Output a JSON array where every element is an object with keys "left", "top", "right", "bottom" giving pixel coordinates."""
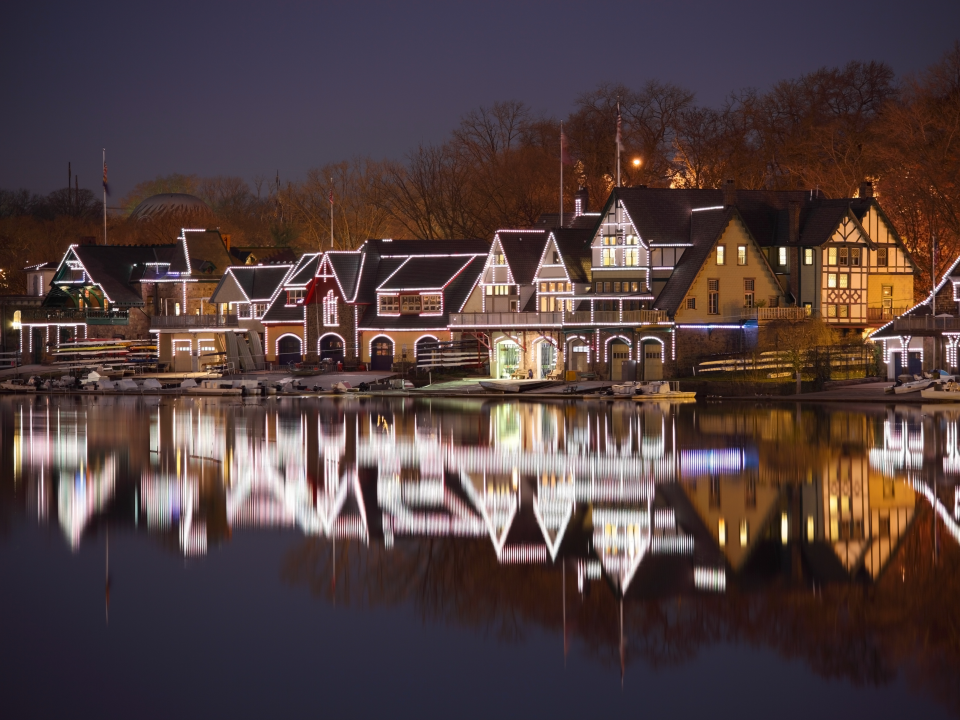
[
  {"left": 578, "top": 372, "right": 597, "bottom": 381},
  {"left": 545, "top": 368, "right": 563, "bottom": 381},
  {"left": 510, "top": 369, "right": 528, "bottom": 380}
]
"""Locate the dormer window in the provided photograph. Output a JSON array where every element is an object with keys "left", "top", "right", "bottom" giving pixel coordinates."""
[
  {"left": 400, "top": 295, "right": 422, "bottom": 314},
  {"left": 493, "top": 253, "right": 506, "bottom": 265},
  {"left": 422, "top": 294, "right": 442, "bottom": 313},
  {"left": 286, "top": 288, "right": 305, "bottom": 305},
  {"left": 379, "top": 295, "right": 400, "bottom": 314},
  {"left": 552, "top": 251, "right": 560, "bottom": 264}
]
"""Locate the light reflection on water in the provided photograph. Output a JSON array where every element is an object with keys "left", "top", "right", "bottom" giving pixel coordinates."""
[{"left": 2, "top": 395, "right": 960, "bottom": 716}]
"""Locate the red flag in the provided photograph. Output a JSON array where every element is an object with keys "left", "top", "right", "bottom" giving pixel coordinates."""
[
  {"left": 102, "top": 161, "right": 110, "bottom": 195},
  {"left": 329, "top": 188, "right": 334, "bottom": 204},
  {"left": 560, "top": 128, "right": 573, "bottom": 165}
]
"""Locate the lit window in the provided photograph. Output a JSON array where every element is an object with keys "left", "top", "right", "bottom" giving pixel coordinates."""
[
  {"left": 806, "top": 516, "right": 815, "bottom": 542},
  {"left": 708, "top": 279, "right": 719, "bottom": 315},
  {"left": 804, "top": 248, "right": 813, "bottom": 265},
  {"left": 323, "top": 291, "right": 338, "bottom": 325},
  {"left": 624, "top": 248, "right": 639, "bottom": 266},
  {"left": 737, "top": 246, "right": 747, "bottom": 265},
  {"left": 379, "top": 295, "right": 399, "bottom": 314},
  {"left": 549, "top": 282, "right": 556, "bottom": 292},
  {"left": 743, "top": 278, "right": 755, "bottom": 308},
  {"left": 595, "top": 282, "right": 603, "bottom": 293},
  {"left": 839, "top": 274, "right": 849, "bottom": 289},
  {"left": 400, "top": 295, "right": 422, "bottom": 313},
  {"left": 602, "top": 248, "right": 617, "bottom": 266},
  {"left": 838, "top": 304, "right": 848, "bottom": 318},
  {"left": 778, "top": 247, "right": 787, "bottom": 266},
  {"left": 780, "top": 513, "right": 788, "bottom": 544},
  {"left": 827, "top": 304, "right": 837, "bottom": 317},
  {"left": 494, "top": 253, "right": 505, "bottom": 265},
  {"left": 540, "top": 282, "right": 547, "bottom": 292},
  {"left": 686, "top": 297, "right": 696, "bottom": 310},
  {"left": 422, "top": 294, "right": 441, "bottom": 313},
  {"left": 540, "top": 297, "right": 549, "bottom": 312},
  {"left": 12, "top": 310, "right": 20, "bottom": 329},
  {"left": 631, "top": 282, "right": 639, "bottom": 292},
  {"left": 877, "top": 247, "right": 888, "bottom": 266},
  {"left": 613, "top": 282, "right": 621, "bottom": 293},
  {"left": 718, "top": 518, "right": 726, "bottom": 547},
  {"left": 716, "top": 245, "right": 725, "bottom": 265},
  {"left": 604, "top": 236, "right": 617, "bottom": 246},
  {"left": 827, "top": 273, "right": 837, "bottom": 288},
  {"left": 625, "top": 235, "right": 638, "bottom": 245},
  {"left": 174, "top": 302, "right": 180, "bottom": 316},
  {"left": 828, "top": 247, "right": 837, "bottom": 265},
  {"left": 286, "top": 288, "right": 305, "bottom": 305},
  {"left": 739, "top": 520, "right": 749, "bottom": 546}
]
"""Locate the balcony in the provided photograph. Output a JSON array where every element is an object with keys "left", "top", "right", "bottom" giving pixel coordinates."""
[
  {"left": 891, "top": 314, "right": 960, "bottom": 334},
  {"left": 565, "top": 309, "right": 670, "bottom": 325},
  {"left": 152, "top": 314, "right": 239, "bottom": 329},
  {"left": 740, "top": 307, "right": 810, "bottom": 322},
  {"left": 866, "top": 307, "right": 908, "bottom": 323},
  {"left": 21, "top": 308, "right": 129, "bottom": 325},
  {"left": 449, "top": 312, "right": 563, "bottom": 327}
]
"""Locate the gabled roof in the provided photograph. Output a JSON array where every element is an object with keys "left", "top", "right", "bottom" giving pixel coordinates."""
[
  {"left": 287, "top": 253, "right": 321, "bottom": 287},
  {"left": 211, "top": 265, "right": 292, "bottom": 304},
  {"left": 323, "top": 252, "right": 362, "bottom": 298},
  {"left": 652, "top": 209, "right": 734, "bottom": 314},
  {"left": 550, "top": 228, "right": 594, "bottom": 284},
  {"left": 175, "top": 229, "right": 233, "bottom": 276},
  {"left": 68, "top": 244, "right": 179, "bottom": 306},
  {"left": 378, "top": 256, "right": 479, "bottom": 292},
  {"left": 493, "top": 230, "right": 549, "bottom": 285},
  {"left": 261, "top": 293, "right": 304, "bottom": 323}
]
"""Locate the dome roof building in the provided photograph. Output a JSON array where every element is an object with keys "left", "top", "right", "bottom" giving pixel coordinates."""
[{"left": 129, "top": 193, "right": 214, "bottom": 222}]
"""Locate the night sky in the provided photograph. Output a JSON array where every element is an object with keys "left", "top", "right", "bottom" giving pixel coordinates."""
[{"left": 2, "top": 0, "right": 958, "bottom": 199}]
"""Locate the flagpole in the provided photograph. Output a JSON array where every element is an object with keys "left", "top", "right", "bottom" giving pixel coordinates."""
[
  {"left": 102, "top": 148, "right": 107, "bottom": 245},
  {"left": 616, "top": 102, "right": 621, "bottom": 188},
  {"left": 559, "top": 122, "right": 563, "bottom": 227},
  {"left": 329, "top": 178, "right": 334, "bottom": 251}
]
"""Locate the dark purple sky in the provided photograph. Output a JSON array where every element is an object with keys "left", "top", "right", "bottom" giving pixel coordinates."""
[{"left": 2, "top": 0, "right": 958, "bottom": 200}]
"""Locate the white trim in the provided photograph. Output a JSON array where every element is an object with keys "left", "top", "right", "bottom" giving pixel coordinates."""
[
  {"left": 637, "top": 335, "right": 666, "bottom": 364},
  {"left": 413, "top": 334, "right": 439, "bottom": 357},
  {"left": 274, "top": 332, "right": 303, "bottom": 358}
]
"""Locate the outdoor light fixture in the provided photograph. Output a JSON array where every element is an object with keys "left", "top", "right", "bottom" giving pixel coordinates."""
[{"left": 632, "top": 158, "right": 641, "bottom": 167}]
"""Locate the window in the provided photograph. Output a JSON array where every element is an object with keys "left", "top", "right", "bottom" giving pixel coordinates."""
[
  {"left": 838, "top": 304, "right": 848, "bottom": 318},
  {"left": 828, "top": 247, "right": 837, "bottom": 265},
  {"left": 877, "top": 247, "right": 888, "bottom": 266},
  {"left": 743, "top": 278, "right": 755, "bottom": 308},
  {"left": 549, "top": 282, "right": 556, "bottom": 292},
  {"left": 827, "top": 273, "right": 837, "bottom": 288},
  {"left": 595, "top": 282, "right": 603, "bottom": 293},
  {"left": 778, "top": 247, "right": 787, "bottom": 266},
  {"left": 686, "top": 297, "right": 696, "bottom": 310},
  {"left": 768, "top": 296, "right": 779, "bottom": 308},
  {"left": 851, "top": 248, "right": 861, "bottom": 266},
  {"left": 174, "top": 302, "right": 181, "bottom": 316},
  {"left": 603, "top": 236, "right": 618, "bottom": 245},
  {"left": 602, "top": 248, "right": 616, "bottom": 266},
  {"left": 604, "top": 282, "right": 612, "bottom": 293},
  {"left": 739, "top": 520, "right": 749, "bottom": 546},
  {"left": 400, "top": 295, "right": 422, "bottom": 313},
  {"left": 708, "top": 279, "right": 719, "bottom": 315},
  {"left": 827, "top": 304, "right": 837, "bottom": 317},
  {"left": 716, "top": 245, "right": 725, "bottom": 265},
  {"left": 839, "top": 274, "right": 849, "bottom": 289},
  {"left": 540, "top": 282, "right": 547, "bottom": 292},
  {"left": 882, "top": 285, "right": 893, "bottom": 309},
  {"left": 631, "top": 282, "right": 639, "bottom": 292},
  {"left": 737, "top": 245, "right": 747, "bottom": 265},
  {"left": 540, "top": 296, "right": 550, "bottom": 312},
  {"left": 493, "top": 253, "right": 506, "bottom": 265},
  {"left": 323, "top": 291, "right": 338, "bottom": 325},
  {"left": 625, "top": 234, "right": 638, "bottom": 245},
  {"left": 804, "top": 248, "right": 814, "bottom": 265},
  {"left": 485, "top": 284, "right": 511, "bottom": 296},
  {"left": 552, "top": 251, "right": 560, "bottom": 264},
  {"left": 422, "top": 294, "right": 441, "bottom": 313},
  {"left": 379, "top": 295, "right": 399, "bottom": 314},
  {"left": 613, "top": 282, "right": 621, "bottom": 293},
  {"left": 839, "top": 247, "right": 849, "bottom": 266},
  {"left": 286, "top": 288, "right": 305, "bottom": 305},
  {"left": 624, "top": 248, "right": 639, "bottom": 266}
]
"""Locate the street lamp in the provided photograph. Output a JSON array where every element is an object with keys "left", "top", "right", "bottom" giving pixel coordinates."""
[{"left": 632, "top": 158, "right": 642, "bottom": 168}]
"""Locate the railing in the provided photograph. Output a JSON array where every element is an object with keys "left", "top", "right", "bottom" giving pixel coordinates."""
[
  {"left": 740, "top": 307, "right": 809, "bottom": 321},
  {"left": 867, "top": 307, "right": 908, "bottom": 323},
  {"left": 20, "top": 308, "right": 129, "bottom": 325},
  {"left": 449, "top": 312, "right": 563, "bottom": 327},
  {"left": 565, "top": 309, "right": 671, "bottom": 324},
  {"left": 152, "top": 314, "right": 239, "bottom": 329},
  {"left": 892, "top": 315, "right": 960, "bottom": 332}
]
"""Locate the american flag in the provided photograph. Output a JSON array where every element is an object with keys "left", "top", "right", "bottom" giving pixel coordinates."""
[
  {"left": 329, "top": 188, "right": 334, "bottom": 204},
  {"left": 560, "top": 126, "right": 573, "bottom": 165},
  {"left": 616, "top": 102, "right": 624, "bottom": 152}
]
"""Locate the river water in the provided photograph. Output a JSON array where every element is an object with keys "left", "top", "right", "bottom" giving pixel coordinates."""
[{"left": 1, "top": 395, "right": 958, "bottom": 719}]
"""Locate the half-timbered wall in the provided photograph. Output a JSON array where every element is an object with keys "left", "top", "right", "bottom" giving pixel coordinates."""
[{"left": 591, "top": 200, "right": 650, "bottom": 288}]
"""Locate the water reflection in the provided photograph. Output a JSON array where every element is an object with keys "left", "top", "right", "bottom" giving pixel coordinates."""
[{"left": 2, "top": 396, "right": 960, "bottom": 712}]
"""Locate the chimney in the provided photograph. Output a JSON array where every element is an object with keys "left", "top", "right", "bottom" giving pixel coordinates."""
[
  {"left": 222, "top": 233, "right": 231, "bottom": 253},
  {"left": 788, "top": 201, "right": 800, "bottom": 244},
  {"left": 574, "top": 186, "right": 589, "bottom": 217},
  {"left": 723, "top": 179, "right": 736, "bottom": 207},
  {"left": 859, "top": 181, "right": 874, "bottom": 199}
]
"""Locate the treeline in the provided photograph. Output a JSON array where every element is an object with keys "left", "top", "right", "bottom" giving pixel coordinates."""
[{"left": 1, "top": 43, "right": 957, "bottom": 298}]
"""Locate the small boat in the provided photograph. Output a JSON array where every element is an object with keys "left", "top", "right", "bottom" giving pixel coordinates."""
[
  {"left": 479, "top": 380, "right": 558, "bottom": 393},
  {"left": 612, "top": 382, "right": 638, "bottom": 396},
  {"left": 632, "top": 381, "right": 696, "bottom": 401},
  {"left": 890, "top": 369, "right": 955, "bottom": 394},
  {"left": 920, "top": 381, "right": 960, "bottom": 401},
  {"left": 0, "top": 377, "right": 37, "bottom": 392}
]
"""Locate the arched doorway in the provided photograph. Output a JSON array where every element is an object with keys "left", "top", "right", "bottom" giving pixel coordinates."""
[
  {"left": 370, "top": 336, "right": 394, "bottom": 371},
  {"left": 639, "top": 337, "right": 664, "bottom": 380},
  {"left": 536, "top": 339, "right": 557, "bottom": 378},
  {"left": 566, "top": 337, "right": 589, "bottom": 373},
  {"left": 277, "top": 335, "right": 303, "bottom": 366},
  {"left": 415, "top": 335, "right": 438, "bottom": 367},
  {"left": 319, "top": 334, "right": 345, "bottom": 363},
  {"left": 609, "top": 339, "right": 632, "bottom": 381},
  {"left": 495, "top": 339, "right": 520, "bottom": 378}
]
